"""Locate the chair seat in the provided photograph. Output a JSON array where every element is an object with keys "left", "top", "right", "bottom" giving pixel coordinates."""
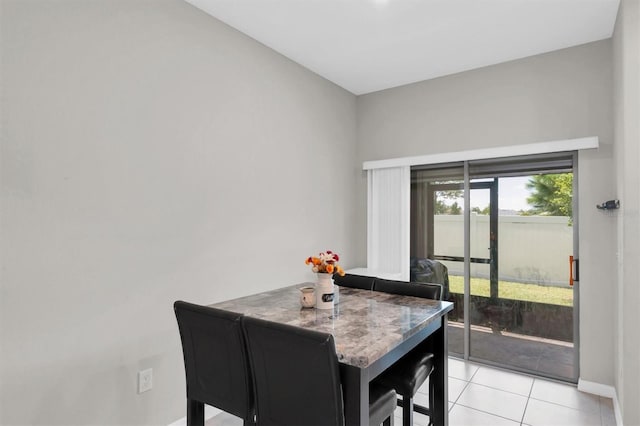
[
  {"left": 369, "top": 383, "right": 398, "bottom": 426},
  {"left": 377, "top": 350, "right": 435, "bottom": 396}
]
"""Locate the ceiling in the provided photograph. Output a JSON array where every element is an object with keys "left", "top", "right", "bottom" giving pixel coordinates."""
[{"left": 185, "top": 0, "right": 620, "bottom": 95}]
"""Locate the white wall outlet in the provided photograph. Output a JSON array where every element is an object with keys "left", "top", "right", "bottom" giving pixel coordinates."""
[{"left": 138, "top": 368, "right": 153, "bottom": 393}]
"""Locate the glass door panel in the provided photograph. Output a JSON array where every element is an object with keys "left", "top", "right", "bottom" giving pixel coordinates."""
[
  {"left": 410, "top": 165, "right": 464, "bottom": 355},
  {"left": 411, "top": 153, "right": 578, "bottom": 382},
  {"left": 466, "top": 173, "right": 576, "bottom": 381},
  {"left": 433, "top": 186, "right": 465, "bottom": 355}
]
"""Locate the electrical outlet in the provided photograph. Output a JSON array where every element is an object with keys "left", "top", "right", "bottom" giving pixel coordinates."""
[{"left": 138, "top": 368, "right": 153, "bottom": 393}]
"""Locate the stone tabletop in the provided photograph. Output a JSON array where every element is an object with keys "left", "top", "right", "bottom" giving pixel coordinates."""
[{"left": 210, "top": 284, "right": 454, "bottom": 369}]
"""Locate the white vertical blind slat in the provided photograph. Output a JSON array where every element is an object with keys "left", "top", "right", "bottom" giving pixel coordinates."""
[{"left": 367, "top": 166, "right": 410, "bottom": 280}]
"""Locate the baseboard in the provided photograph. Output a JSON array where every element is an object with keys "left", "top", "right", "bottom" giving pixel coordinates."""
[
  {"left": 577, "top": 378, "right": 616, "bottom": 398},
  {"left": 577, "top": 379, "right": 623, "bottom": 426},
  {"left": 168, "top": 405, "right": 222, "bottom": 426},
  {"left": 614, "top": 395, "right": 623, "bottom": 426}
]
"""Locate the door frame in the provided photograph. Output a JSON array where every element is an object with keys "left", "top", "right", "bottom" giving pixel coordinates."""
[
  {"left": 425, "top": 180, "right": 499, "bottom": 298},
  {"left": 411, "top": 151, "right": 580, "bottom": 382}
]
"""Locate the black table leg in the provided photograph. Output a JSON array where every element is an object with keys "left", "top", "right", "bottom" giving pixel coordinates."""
[
  {"left": 340, "top": 363, "right": 369, "bottom": 426},
  {"left": 187, "top": 398, "right": 204, "bottom": 426},
  {"left": 431, "top": 316, "right": 449, "bottom": 426}
]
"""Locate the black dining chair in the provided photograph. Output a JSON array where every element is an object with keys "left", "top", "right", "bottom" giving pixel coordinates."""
[
  {"left": 373, "top": 279, "right": 442, "bottom": 300},
  {"left": 372, "top": 279, "right": 443, "bottom": 426},
  {"left": 174, "top": 301, "right": 254, "bottom": 426},
  {"left": 332, "top": 273, "right": 376, "bottom": 290},
  {"left": 242, "top": 316, "right": 397, "bottom": 426}
]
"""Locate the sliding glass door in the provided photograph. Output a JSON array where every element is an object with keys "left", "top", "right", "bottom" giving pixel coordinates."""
[{"left": 410, "top": 153, "right": 579, "bottom": 382}]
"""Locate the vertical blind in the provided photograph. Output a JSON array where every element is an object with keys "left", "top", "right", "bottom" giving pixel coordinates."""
[{"left": 367, "top": 166, "right": 410, "bottom": 280}]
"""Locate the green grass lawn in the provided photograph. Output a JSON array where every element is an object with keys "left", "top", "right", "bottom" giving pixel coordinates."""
[{"left": 448, "top": 275, "right": 573, "bottom": 307}]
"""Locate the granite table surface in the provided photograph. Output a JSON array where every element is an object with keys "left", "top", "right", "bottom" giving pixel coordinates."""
[{"left": 210, "top": 284, "right": 454, "bottom": 369}]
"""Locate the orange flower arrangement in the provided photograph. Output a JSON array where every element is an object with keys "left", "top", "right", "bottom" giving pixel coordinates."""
[{"left": 305, "top": 250, "right": 345, "bottom": 276}]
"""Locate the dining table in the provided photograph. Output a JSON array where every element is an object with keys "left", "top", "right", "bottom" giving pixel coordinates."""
[{"left": 210, "top": 283, "right": 454, "bottom": 426}]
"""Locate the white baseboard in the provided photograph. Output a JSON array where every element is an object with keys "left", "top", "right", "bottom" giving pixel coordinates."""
[
  {"left": 612, "top": 393, "right": 623, "bottom": 426},
  {"left": 578, "top": 379, "right": 622, "bottom": 426},
  {"left": 577, "top": 378, "right": 616, "bottom": 398},
  {"left": 168, "top": 405, "right": 222, "bottom": 426}
]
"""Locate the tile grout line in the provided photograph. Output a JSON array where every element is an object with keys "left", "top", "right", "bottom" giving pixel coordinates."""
[
  {"left": 464, "top": 381, "right": 534, "bottom": 399},
  {"left": 460, "top": 361, "right": 533, "bottom": 425},
  {"left": 519, "top": 377, "right": 536, "bottom": 425},
  {"left": 446, "top": 363, "right": 478, "bottom": 420},
  {"left": 453, "top": 401, "right": 526, "bottom": 425},
  {"left": 450, "top": 364, "right": 477, "bottom": 405},
  {"left": 463, "top": 361, "right": 539, "bottom": 398},
  {"left": 467, "top": 364, "right": 480, "bottom": 382},
  {"left": 462, "top": 362, "right": 536, "bottom": 399},
  {"left": 455, "top": 380, "right": 531, "bottom": 425},
  {"left": 527, "top": 394, "right": 604, "bottom": 416},
  {"left": 451, "top": 359, "right": 606, "bottom": 426},
  {"left": 435, "top": 361, "right": 480, "bottom": 417}
]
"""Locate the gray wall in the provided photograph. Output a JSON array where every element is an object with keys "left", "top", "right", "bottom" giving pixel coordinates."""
[
  {"left": 613, "top": 0, "right": 640, "bottom": 424},
  {"left": 356, "top": 41, "right": 616, "bottom": 386},
  {"left": 0, "top": 0, "right": 357, "bottom": 424}
]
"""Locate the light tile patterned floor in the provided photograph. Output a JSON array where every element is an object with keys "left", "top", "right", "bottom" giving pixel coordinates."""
[
  {"left": 205, "top": 357, "right": 616, "bottom": 426},
  {"left": 404, "top": 358, "right": 616, "bottom": 426}
]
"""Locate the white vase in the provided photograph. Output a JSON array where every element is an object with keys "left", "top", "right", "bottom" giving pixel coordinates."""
[{"left": 315, "top": 273, "right": 334, "bottom": 309}]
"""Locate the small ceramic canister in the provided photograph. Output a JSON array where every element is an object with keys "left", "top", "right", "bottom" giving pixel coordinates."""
[{"left": 299, "top": 286, "right": 315, "bottom": 308}]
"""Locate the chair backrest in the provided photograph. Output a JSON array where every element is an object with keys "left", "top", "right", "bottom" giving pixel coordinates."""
[
  {"left": 242, "top": 316, "right": 344, "bottom": 426},
  {"left": 410, "top": 257, "right": 450, "bottom": 300},
  {"left": 332, "top": 273, "right": 375, "bottom": 290},
  {"left": 174, "top": 301, "right": 253, "bottom": 421},
  {"left": 373, "top": 278, "right": 443, "bottom": 300}
]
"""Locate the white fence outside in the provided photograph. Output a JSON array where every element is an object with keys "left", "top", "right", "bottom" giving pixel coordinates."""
[{"left": 434, "top": 214, "right": 573, "bottom": 287}]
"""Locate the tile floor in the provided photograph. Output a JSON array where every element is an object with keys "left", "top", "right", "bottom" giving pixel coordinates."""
[
  {"left": 402, "top": 358, "right": 615, "bottom": 426},
  {"left": 205, "top": 357, "right": 616, "bottom": 426}
]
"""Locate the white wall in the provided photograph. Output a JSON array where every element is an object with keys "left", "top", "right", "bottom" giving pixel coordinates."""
[
  {"left": 356, "top": 40, "right": 616, "bottom": 386},
  {"left": 612, "top": 0, "right": 640, "bottom": 424},
  {"left": 0, "top": 0, "right": 357, "bottom": 424}
]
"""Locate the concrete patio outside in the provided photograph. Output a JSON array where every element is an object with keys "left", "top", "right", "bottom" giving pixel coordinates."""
[{"left": 448, "top": 321, "right": 575, "bottom": 381}]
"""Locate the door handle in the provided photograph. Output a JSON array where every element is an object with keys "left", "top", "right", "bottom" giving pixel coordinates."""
[{"left": 569, "top": 256, "right": 579, "bottom": 286}]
